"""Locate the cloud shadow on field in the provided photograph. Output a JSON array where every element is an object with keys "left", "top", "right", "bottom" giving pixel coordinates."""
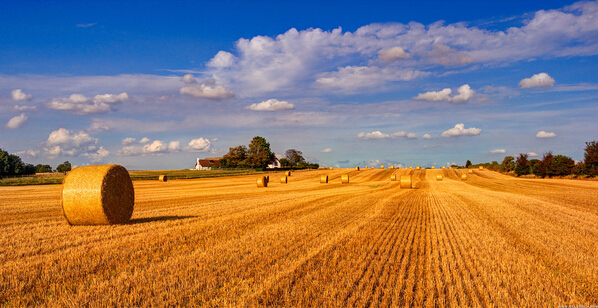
[{"left": 127, "top": 215, "right": 197, "bottom": 225}]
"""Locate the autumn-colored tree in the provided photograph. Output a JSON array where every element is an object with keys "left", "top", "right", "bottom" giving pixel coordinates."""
[{"left": 514, "top": 153, "right": 530, "bottom": 176}]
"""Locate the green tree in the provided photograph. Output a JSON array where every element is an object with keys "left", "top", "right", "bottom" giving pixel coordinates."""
[
  {"left": 35, "top": 164, "right": 53, "bottom": 173},
  {"left": 529, "top": 159, "right": 541, "bottom": 175},
  {"left": 56, "top": 161, "right": 72, "bottom": 173},
  {"left": 0, "top": 148, "right": 26, "bottom": 175},
  {"left": 279, "top": 158, "right": 291, "bottom": 168},
  {"left": 501, "top": 156, "right": 515, "bottom": 172},
  {"left": 584, "top": 140, "right": 598, "bottom": 177},
  {"left": 514, "top": 153, "right": 530, "bottom": 176},
  {"left": 221, "top": 145, "right": 248, "bottom": 168},
  {"left": 553, "top": 154, "right": 575, "bottom": 176},
  {"left": 465, "top": 160, "right": 472, "bottom": 168},
  {"left": 285, "top": 149, "right": 305, "bottom": 167},
  {"left": 538, "top": 152, "right": 555, "bottom": 178},
  {"left": 246, "top": 136, "right": 275, "bottom": 169}
]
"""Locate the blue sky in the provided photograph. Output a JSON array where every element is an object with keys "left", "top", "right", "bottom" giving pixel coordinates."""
[{"left": 1, "top": 0, "right": 597, "bottom": 170}]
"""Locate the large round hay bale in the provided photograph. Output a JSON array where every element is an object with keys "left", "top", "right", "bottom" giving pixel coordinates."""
[
  {"left": 257, "top": 176, "right": 267, "bottom": 187},
  {"left": 355, "top": 166, "right": 360, "bottom": 171},
  {"left": 390, "top": 174, "right": 397, "bottom": 181},
  {"left": 468, "top": 169, "right": 473, "bottom": 174},
  {"left": 62, "top": 164, "right": 134, "bottom": 225},
  {"left": 281, "top": 176, "right": 288, "bottom": 184},
  {"left": 461, "top": 173, "right": 467, "bottom": 180},
  {"left": 341, "top": 174, "right": 349, "bottom": 184},
  {"left": 158, "top": 175, "right": 167, "bottom": 182},
  {"left": 320, "top": 175, "right": 328, "bottom": 183},
  {"left": 400, "top": 175, "right": 412, "bottom": 189},
  {"left": 436, "top": 174, "right": 443, "bottom": 181},
  {"left": 285, "top": 171, "right": 291, "bottom": 176}
]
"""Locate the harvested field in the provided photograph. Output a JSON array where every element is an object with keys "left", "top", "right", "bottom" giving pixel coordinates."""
[{"left": 1, "top": 169, "right": 597, "bottom": 307}]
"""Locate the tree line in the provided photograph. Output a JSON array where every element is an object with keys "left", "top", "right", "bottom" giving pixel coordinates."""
[
  {"left": 219, "top": 136, "right": 319, "bottom": 170},
  {"left": 0, "top": 148, "right": 71, "bottom": 177},
  {"left": 469, "top": 141, "right": 598, "bottom": 178}
]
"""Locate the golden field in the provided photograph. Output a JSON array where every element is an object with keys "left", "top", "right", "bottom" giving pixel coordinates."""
[{"left": 1, "top": 168, "right": 597, "bottom": 307}]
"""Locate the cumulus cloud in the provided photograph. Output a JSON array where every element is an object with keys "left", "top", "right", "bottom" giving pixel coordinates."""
[
  {"left": 358, "top": 130, "right": 418, "bottom": 139},
  {"left": 422, "top": 134, "right": 432, "bottom": 139},
  {"left": 322, "top": 148, "right": 332, "bottom": 153},
  {"left": 519, "top": 73, "right": 555, "bottom": 88},
  {"left": 11, "top": 89, "right": 32, "bottom": 101},
  {"left": 181, "top": 74, "right": 197, "bottom": 84},
  {"left": 536, "top": 131, "right": 557, "bottom": 138},
  {"left": 315, "top": 66, "right": 427, "bottom": 92},
  {"left": 246, "top": 99, "right": 295, "bottom": 111},
  {"left": 528, "top": 152, "right": 539, "bottom": 157},
  {"left": 82, "top": 146, "right": 110, "bottom": 162},
  {"left": 378, "top": 47, "right": 410, "bottom": 62},
  {"left": 207, "top": 51, "right": 237, "bottom": 68},
  {"left": 47, "top": 92, "right": 129, "bottom": 115},
  {"left": 117, "top": 139, "right": 182, "bottom": 156},
  {"left": 12, "top": 105, "right": 37, "bottom": 111},
  {"left": 43, "top": 128, "right": 99, "bottom": 157},
  {"left": 186, "top": 137, "right": 211, "bottom": 152},
  {"left": 428, "top": 44, "right": 474, "bottom": 66},
  {"left": 441, "top": 123, "right": 481, "bottom": 137},
  {"left": 121, "top": 137, "right": 136, "bottom": 145},
  {"left": 180, "top": 84, "right": 235, "bottom": 100},
  {"left": 139, "top": 137, "right": 150, "bottom": 144},
  {"left": 16, "top": 149, "right": 39, "bottom": 158},
  {"left": 414, "top": 84, "right": 475, "bottom": 102},
  {"left": 5, "top": 113, "right": 28, "bottom": 129},
  {"left": 490, "top": 149, "right": 506, "bottom": 154}
]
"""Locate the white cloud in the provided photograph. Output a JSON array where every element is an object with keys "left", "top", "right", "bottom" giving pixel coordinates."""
[
  {"left": 422, "top": 134, "right": 432, "bottom": 139},
  {"left": 490, "top": 149, "right": 506, "bottom": 154},
  {"left": 315, "top": 66, "right": 427, "bottom": 92},
  {"left": 11, "top": 89, "right": 32, "bottom": 101},
  {"left": 121, "top": 137, "right": 136, "bottom": 145},
  {"left": 168, "top": 141, "right": 181, "bottom": 152},
  {"left": 246, "top": 99, "right": 295, "bottom": 111},
  {"left": 47, "top": 92, "right": 129, "bottom": 115},
  {"left": 441, "top": 123, "right": 481, "bottom": 137},
  {"left": 536, "top": 131, "right": 557, "bottom": 138},
  {"left": 181, "top": 74, "right": 197, "bottom": 84},
  {"left": 358, "top": 131, "right": 390, "bottom": 139},
  {"left": 207, "top": 51, "right": 237, "bottom": 68},
  {"left": 186, "top": 137, "right": 211, "bottom": 152},
  {"left": 180, "top": 84, "right": 235, "bottom": 100},
  {"left": 12, "top": 105, "right": 37, "bottom": 111},
  {"left": 528, "top": 152, "right": 539, "bottom": 157},
  {"left": 117, "top": 139, "right": 181, "bottom": 156},
  {"left": 414, "top": 84, "right": 475, "bottom": 102},
  {"left": 43, "top": 128, "right": 99, "bottom": 157},
  {"left": 428, "top": 44, "right": 474, "bottom": 66},
  {"left": 16, "top": 149, "right": 39, "bottom": 158},
  {"left": 6, "top": 113, "right": 28, "bottom": 129},
  {"left": 322, "top": 148, "right": 332, "bottom": 153},
  {"left": 76, "top": 23, "right": 97, "bottom": 28},
  {"left": 139, "top": 137, "right": 150, "bottom": 144},
  {"left": 377, "top": 47, "right": 410, "bottom": 62},
  {"left": 82, "top": 146, "right": 110, "bottom": 162},
  {"left": 519, "top": 73, "right": 555, "bottom": 88}
]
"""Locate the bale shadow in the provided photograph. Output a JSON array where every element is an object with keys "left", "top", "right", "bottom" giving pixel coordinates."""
[{"left": 127, "top": 215, "right": 197, "bottom": 225}]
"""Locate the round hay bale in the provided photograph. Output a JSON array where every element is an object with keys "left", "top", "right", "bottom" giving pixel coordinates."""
[
  {"left": 389, "top": 165, "right": 394, "bottom": 169},
  {"left": 257, "top": 176, "right": 268, "bottom": 187},
  {"left": 468, "top": 169, "right": 473, "bottom": 174},
  {"left": 380, "top": 165, "right": 384, "bottom": 169},
  {"left": 431, "top": 166, "right": 435, "bottom": 169},
  {"left": 409, "top": 166, "right": 412, "bottom": 169},
  {"left": 479, "top": 166, "right": 484, "bottom": 170},
  {"left": 281, "top": 176, "right": 288, "bottom": 184},
  {"left": 365, "top": 166, "right": 368, "bottom": 169},
  {"left": 62, "top": 164, "right": 134, "bottom": 225},
  {"left": 320, "top": 175, "right": 328, "bottom": 184},
  {"left": 461, "top": 173, "right": 467, "bottom": 180},
  {"left": 436, "top": 174, "right": 443, "bottom": 181},
  {"left": 285, "top": 171, "right": 291, "bottom": 176},
  {"left": 355, "top": 166, "right": 360, "bottom": 171},
  {"left": 442, "top": 166, "right": 446, "bottom": 169},
  {"left": 341, "top": 174, "right": 349, "bottom": 184},
  {"left": 416, "top": 166, "right": 420, "bottom": 170},
  {"left": 329, "top": 166, "right": 333, "bottom": 170},
  {"left": 266, "top": 175, "right": 270, "bottom": 184},
  {"left": 390, "top": 174, "right": 397, "bottom": 181},
  {"left": 158, "top": 175, "right": 167, "bottom": 182},
  {"left": 400, "top": 175, "right": 412, "bottom": 189}
]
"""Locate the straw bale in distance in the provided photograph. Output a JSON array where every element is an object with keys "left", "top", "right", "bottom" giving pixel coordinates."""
[
  {"left": 390, "top": 174, "right": 397, "bottom": 181},
  {"left": 436, "top": 174, "right": 443, "bottom": 181},
  {"left": 432, "top": 166, "right": 435, "bottom": 169},
  {"left": 158, "top": 175, "right": 167, "bottom": 182},
  {"left": 469, "top": 169, "right": 474, "bottom": 174},
  {"left": 329, "top": 166, "right": 333, "bottom": 170},
  {"left": 400, "top": 175, "right": 412, "bottom": 189},
  {"left": 341, "top": 174, "right": 349, "bottom": 184},
  {"left": 479, "top": 166, "right": 484, "bottom": 170},
  {"left": 409, "top": 166, "right": 412, "bottom": 169},
  {"left": 389, "top": 165, "right": 394, "bottom": 169},
  {"left": 285, "top": 171, "right": 291, "bottom": 176},
  {"left": 355, "top": 166, "right": 360, "bottom": 171},
  {"left": 416, "top": 166, "right": 420, "bottom": 170},
  {"left": 62, "top": 164, "right": 134, "bottom": 225},
  {"left": 257, "top": 176, "right": 268, "bottom": 187},
  {"left": 461, "top": 173, "right": 467, "bottom": 180},
  {"left": 320, "top": 175, "right": 328, "bottom": 183},
  {"left": 281, "top": 176, "right": 288, "bottom": 184}
]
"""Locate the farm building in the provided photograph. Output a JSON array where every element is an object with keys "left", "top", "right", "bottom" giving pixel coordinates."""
[
  {"left": 195, "top": 157, "right": 222, "bottom": 170},
  {"left": 267, "top": 157, "right": 281, "bottom": 169}
]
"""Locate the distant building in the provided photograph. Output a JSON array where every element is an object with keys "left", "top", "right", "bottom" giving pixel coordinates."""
[
  {"left": 196, "top": 157, "right": 222, "bottom": 170},
  {"left": 267, "top": 157, "right": 281, "bottom": 169}
]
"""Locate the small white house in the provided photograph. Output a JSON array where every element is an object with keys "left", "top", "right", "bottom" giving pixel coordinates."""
[
  {"left": 195, "top": 157, "right": 221, "bottom": 170},
  {"left": 267, "top": 157, "right": 281, "bottom": 169}
]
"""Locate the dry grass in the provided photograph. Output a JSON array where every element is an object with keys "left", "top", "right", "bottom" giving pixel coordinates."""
[{"left": 1, "top": 169, "right": 597, "bottom": 307}]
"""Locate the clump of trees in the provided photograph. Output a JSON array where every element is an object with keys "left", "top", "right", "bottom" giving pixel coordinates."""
[
  {"left": 219, "top": 137, "right": 318, "bottom": 170},
  {"left": 56, "top": 161, "right": 72, "bottom": 173},
  {"left": 0, "top": 148, "right": 36, "bottom": 176}
]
